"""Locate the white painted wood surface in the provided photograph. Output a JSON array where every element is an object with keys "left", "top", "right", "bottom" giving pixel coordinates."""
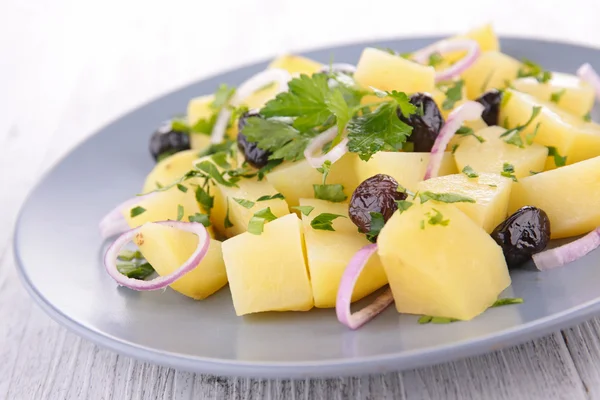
[{"left": 3, "top": 0, "right": 600, "bottom": 398}]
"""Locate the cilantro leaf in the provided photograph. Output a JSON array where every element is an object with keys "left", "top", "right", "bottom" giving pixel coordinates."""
[
  {"left": 419, "top": 191, "right": 476, "bottom": 204},
  {"left": 310, "top": 213, "right": 346, "bottom": 231},
  {"left": 547, "top": 146, "right": 567, "bottom": 167},
  {"left": 440, "top": 80, "right": 464, "bottom": 110},
  {"left": 233, "top": 198, "right": 255, "bottom": 209},
  {"left": 366, "top": 212, "right": 385, "bottom": 242},
  {"left": 130, "top": 206, "right": 146, "bottom": 218},
  {"left": 462, "top": 165, "right": 479, "bottom": 178},
  {"left": 313, "top": 184, "right": 347, "bottom": 202},
  {"left": 501, "top": 162, "right": 518, "bottom": 181},
  {"left": 256, "top": 193, "right": 285, "bottom": 202},
  {"left": 117, "top": 262, "right": 155, "bottom": 280},
  {"left": 517, "top": 59, "right": 552, "bottom": 83},
  {"left": 176, "top": 204, "right": 184, "bottom": 221},
  {"left": 211, "top": 84, "right": 236, "bottom": 110},
  {"left": 188, "top": 213, "right": 211, "bottom": 227},
  {"left": 292, "top": 205, "right": 315, "bottom": 216},
  {"left": 550, "top": 89, "right": 566, "bottom": 104},
  {"left": 455, "top": 126, "right": 485, "bottom": 143}
]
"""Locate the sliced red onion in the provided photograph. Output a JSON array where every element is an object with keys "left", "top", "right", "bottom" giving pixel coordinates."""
[
  {"left": 577, "top": 63, "right": 600, "bottom": 101},
  {"left": 336, "top": 243, "right": 394, "bottom": 330},
  {"left": 210, "top": 68, "right": 292, "bottom": 144},
  {"left": 104, "top": 221, "right": 210, "bottom": 290},
  {"left": 412, "top": 39, "right": 481, "bottom": 82},
  {"left": 319, "top": 63, "right": 357, "bottom": 75},
  {"left": 304, "top": 126, "right": 348, "bottom": 168},
  {"left": 424, "top": 101, "right": 484, "bottom": 180},
  {"left": 533, "top": 228, "right": 600, "bottom": 271},
  {"left": 99, "top": 193, "right": 157, "bottom": 239}
]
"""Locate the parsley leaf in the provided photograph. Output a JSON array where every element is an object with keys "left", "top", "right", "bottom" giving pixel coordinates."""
[
  {"left": 584, "top": 111, "right": 592, "bottom": 122},
  {"left": 440, "top": 80, "right": 464, "bottom": 110},
  {"left": 256, "top": 193, "right": 285, "bottom": 202},
  {"left": 211, "top": 84, "right": 236, "bottom": 110},
  {"left": 195, "top": 185, "right": 214, "bottom": 214},
  {"left": 130, "top": 206, "right": 146, "bottom": 218},
  {"left": 418, "top": 315, "right": 433, "bottom": 324},
  {"left": 517, "top": 59, "right": 552, "bottom": 83},
  {"left": 170, "top": 118, "right": 191, "bottom": 133},
  {"left": 366, "top": 212, "right": 385, "bottom": 242},
  {"left": 326, "top": 89, "right": 353, "bottom": 146},
  {"left": 292, "top": 205, "right": 315, "bottom": 216},
  {"left": 451, "top": 144, "right": 459, "bottom": 154},
  {"left": 491, "top": 297, "right": 524, "bottom": 307},
  {"left": 247, "top": 207, "right": 278, "bottom": 235},
  {"left": 501, "top": 106, "right": 542, "bottom": 147},
  {"left": 395, "top": 200, "right": 413, "bottom": 213},
  {"left": 550, "top": 89, "right": 566, "bottom": 103},
  {"left": 188, "top": 213, "right": 211, "bottom": 226},
  {"left": 117, "top": 262, "right": 155, "bottom": 280},
  {"left": 176, "top": 204, "right": 184, "bottom": 221},
  {"left": 224, "top": 199, "right": 234, "bottom": 228},
  {"left": 176, "top": 183, "right": 188, "bottom": 193},
  {"left": 211, "top": 152, "right": 231, "bottom": 169},
  {"left": 547, "top": 146, "right": 567, "bottom": 167},
  {"left": 501, "top": 162, "right": 518, "bottom": 181},
  {"left": 316, "top": 160, "right": 332, "bottom": 185},
  {"left": 455, "top": 126, "right": 485, "bottom": 143},
  {"left": 428, "top": 52, "right": 444, "bottom": 67},
  {"left": 117, "top": 250, "right": 143, "bottom": 261},
  {"left": 313, "top": 184, "right": 347, "bottom": 202},
  {"left": 461, "top": 165, "right": 479, "bottom": 178},
  {"left": 233, "top": 198, "right": 255, "bottom": 209},
  {"left": 525, "top": 123, "right": 540, "bottom": 145},
  {"left": 500, "top": 90, "right": 513, "bottom": 108},
  {"left": 310, "top": 213, "right": 346, "bottom": 231},
  {"left": 195, "top": 160, "right": 237, "bottom": 187},
  {"left": 427, "top": 208, "right": 450, "bottom": 226},
  {"left": 419, "top": 191, "right": 476, "bottom": 204}
]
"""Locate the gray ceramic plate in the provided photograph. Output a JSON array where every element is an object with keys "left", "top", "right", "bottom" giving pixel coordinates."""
[{"left": 14, "top": 37, "right": 600, "bottom": 378}]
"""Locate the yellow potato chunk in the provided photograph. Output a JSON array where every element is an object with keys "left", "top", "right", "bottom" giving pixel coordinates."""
[
  {"left": 268, "top": 54, "right": 322, "bottom": 76},
  {"left": 508, "top": 156, "right": 600, "bottom": 239},
  {"left": 266, "top": 153, "right": 362, "bottom": 206},
  {"left": 298, "top": 199, "right": 387, "bottom": 308},
  {"left": 357, "top": 152, "right": 458, "bottom": 193},
  {"left": 453, "top": 126, "right": 549, "bottom": 178},
  {"left": 461, "top": 51, "right": 522, "bottom": 99},
  {"left": 187, "top": 95, "right": 218, "bottom": 150},
  {"left": 377, "top": 201, "right": 510, "bottom": 320},
  {"left": 222, "top": 213, "right": 313, "bottom": 315},
  {"left": 512, "top": 72, "right": 595, "bottom": 117},
  {"left": 417, "top": 173, "right": 512, "bottom": 233},
  {"left": 142, "top": 149, "right": 200, "bottom": 193},
  {"left": 135, "top": 223, "right": 227, "bottom": 299},
  {"left": 500, "top": 89, "right": 600, "bottom": 168}
]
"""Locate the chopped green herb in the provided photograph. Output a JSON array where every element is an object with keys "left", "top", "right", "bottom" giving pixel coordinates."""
[
  {"left": 480, "top": 70, "right": 496, "bottom": 93},
  {"left": 253, "top": 207, "right": 278, "bottom": 221},
  {"left": 211, "top": 152, "right": 231, "bottom": 169},
  {"left": 491, "top": 297, "right": 524, "bottom": 307},
  {"left": 366, "top": 212, "right": 385, "bottom": 242},
  {"left": 310, "top": 213, "right": 346, "bottom": 231},
  {"left": 517, "top": 59, "right": 553, "bottom": 83},
  {"left": 316, "top": 160, "right": 332, "bottom": 185},
  {"left": 117, "top": 250, "right": 143, "bottom": 261},
  {"left": 188, "top": 213, "right": 211, "bottom": 226},
  {"left": 525, "top": 123, "right": 540, "bottom": 145},
  {"left": 313, "top": 184, "right": 347, "bottom": 202},
  {"left": 503, "top": 132, "right": 524, "bottom": 148},
  {"left": 419, "top": 191, "right": 476, "bottom": 204},
  {"left": 547, "top": 146, "right": 567, "bottom": 167},
  {"left": 428, "top": 52, "right": 444, "bottom": 67},
  {"left": 130, "top": 206, "right": 146, "bottom": 218},
  {"left": 326, "top": 89, "right": 353, "bottom": 146},
  {"left": 117, "top": 262, "right": 155, "bottom": 280},
  {"left": 195, "top": 185, "right": 214, "bottom": 214},
  {"left": 210, "top": 84, "right": 236, "bottom": 110},
  {"left": 500, "top": 106, "right": 541, "bottom": 147},
  {"left": 461, "top": 165, "right": 479, "bottom": 178},
  {"left": 431, "top": 316, "right": 459, "bottom": 324},
  {"left": 395, "top": 200, "right": 413, "bottom": 213},
  {"left": 195, "top": 160, "right": 237, "bottom": 187},
  {"left": 530, "top": 170, "right": 541, "bottom": 175},
  {"left": 451, "top": 144, "right": 459, "bottom": 154},
  {"left": 247, "top": 207, "right": 278, "bottom": 235},
  {"left": 233, "top": 198, "right": 255, "bottom": 209},
  {"left": 584, "top": 111, "right": 592, "bottom": 122},
  {"left": 418, "top": 315, "right": 433, "bottom": 324},
  {"left": 550, "top": 89, "right": 566, "bottom": 103},
  {"left": 224, "top": 199, "right": 234, "bottom": 228},
  {"left": 190, "top": 114, "right": 217, "bottom": 135},
  {"left": 256, "top": 193, "right": 285, "bottom": 202},
  {"left": 501, "top": 162, "right": 518, "bottom": 182},
  {"left": 156, "top": 152, "right": 175, "bottom": 162},
  {"left": 292, "top": 205, "right": 315, "bottom": 216},
  {"left": 500, "top": 90, "right": 513, "bottom": 108},
  {"left": 440, "top": 80, "right": 464, "bottom": 110},
  {"left": 488, "top": 184, "right": 497, "bottom": 188},
  {"left": 155, "top": 181, "right": 163, "bottom": 189},
  {"left": 420, "top": 220, "right": 425, "bottom": 230},
  {"left": 455, "top": 126, "right": 485, "bottom": 143},
  {"left": 176, "top": 184, "right": 188, "bottom": 193},
  {"left": 176, "top": 204, "right": 184, "bottom": 221},
  {"left": 170, "top": 118, "right": 191, "bottom": 133},
  {"left": 426, "top": 208, "right": 450, "bottom": 226}
]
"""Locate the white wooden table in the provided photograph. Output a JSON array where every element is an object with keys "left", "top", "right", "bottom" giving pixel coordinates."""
[{"left": 4, "top": 0, "right": 600, "bottom": 398}]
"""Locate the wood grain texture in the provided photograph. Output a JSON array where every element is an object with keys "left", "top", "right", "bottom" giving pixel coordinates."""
[{"left": 4, "top": 0, "right": 600, "bottom": 398}]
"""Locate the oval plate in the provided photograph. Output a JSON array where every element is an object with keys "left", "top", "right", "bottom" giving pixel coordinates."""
[{"left": 14, "top": 37, "right": 600, "bottom": 378}]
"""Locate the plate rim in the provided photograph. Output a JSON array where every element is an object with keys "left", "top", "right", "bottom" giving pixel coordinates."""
[{"left": 13, "top": 35, "right": 600, "bottom": 378}]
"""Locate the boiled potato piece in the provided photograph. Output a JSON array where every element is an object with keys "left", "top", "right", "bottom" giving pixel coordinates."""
[
  {"left": 358, "top": 152, "right": 457, "bottom": 193},
  {"left": 142, "top": 149, "right": 200, "bottom": 193},
  {"left": 211, "top": 175, "right": 290, "bottom": 237},
  {"left": 222, "top": 213, "right": 313, "bottom": 315},
  {"left": 298, "top": 199, "right": 387, "bottom": 308},
  {"left": 509, "top": 156, "right": 600, "bottom": 239},
  {"left": 266, "top": 153, "right": 362, "bottom": 206},
  {"left": 512, "top": 72, "right": 595, "bottom": 117},
  {"left": 268, "top": 54, "right": 322, "bottom": 76},
  {"left": 461, "top": 51, "right": 521, "bottom": 99},
  {"left": 453, "top": 126, "right": 549, "bottom": 178},
  {"left": 354, "top": 47, "right": 435, "bottom": 104},
  {"left": 187, "top": 95, "right": 218, "bottom": 150},
  {"left": 377, "top": 201, "right": 510, "bottom": 320},
  {"left": 417, "top": 173, "right": 512, "bottom": 233},
  {"left": 134, "top": 223, "right": 227, "bottom": 299},
  {"left": 500, "top": 89, "right": 600, "bottom": 168}
]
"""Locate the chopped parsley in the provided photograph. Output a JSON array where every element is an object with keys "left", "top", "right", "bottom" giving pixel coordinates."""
[
  {"left": 233, "top": 198, "right": 255, "bottom": 209},
  {"left": 256, "top": 193, "right": 285, "bottom": 202},
  {"left": 419, "top": 191, "right": 476, "bottom": 204},
  {"left": 366, "top": 212, "right": 385, "bottom": 242},
  {"left": 188, "top": 213, "right": 211, "bottom": 226},
  {"left": 501, "top": 163, "right": 518, "bottom": 181},
  {"left": 491, "top": 297, "right": 524, "bottom": 307},
  {"left": 313, "top": 184, "right": 347, "bottom": 202},
  {"left": 461, "top": 165, "right": 479, "bottom": 178},
  {"left": 317, "top": 160, "right": 332, "bottom": 184},
  {"left": 584, "top": 111, "right": 592, "bottom": 122},
  {"left": 455, "top": 126, "right": 485, "bottom": 143},
  {"left": 247, "top": 207, "right": 278, "bottom": 235},
  {"left": 210, "top": 152, "right": 231, "bottom": 169},
  {"left": 530, "top": 170, "right": 541, "bottom": 175},
  {"left": 428, "top": 52, "right": 444, "bottom": 67},
  {"left": 310, "top": 213, "right": 346, "bottom": 231},
  {"left": 395, "top": 200, "right": 413, "bottom": 213},
  {"left": 176, "top": 204, "right": 184, "bottom": 221},
  {"left": 292, "top": 205, "right": 315, "bottom": 216},
  {"left": 117, "top": 262, "right": 155, "bottom": 280},
  {"left": 451, "top": 144, "right": 459, "bottom": 154},
  {"left": 517, "top": 59, "right": 552, "bottom": 83},
  {"left": 176, "top": 183, "right": 188, "bottom": 193},
  {"left": 547, "top": 146, "right": 567, "bottom": 167},
  {"left": 130, "top": 206, "right": 146, "bottom": 218},
  {"left": 426, "top": 208, "right": 450, "bottom": 226},
  {"left": 525, "top": 123, "right": 540, "bottom": 145},
  {"left": 439, "top": 80, "right": 464, "bottom": 110},
  {"left": 210, "top": 84, "right": 236, "bottom": 110},
  {"left": 195, "top": 185, "right": 214, "bottom": 214},
  {"left": 170, "top": 118, "right": 191, "bottom": 133},
  {"left": 195, "top": 160, "right": 237, "bottom": 187},
  {"left": 500, "top": 106, "right": 542, "bottom": 147},
  {"left": 500, "top": 90, "right": 513, "bottom": 108},
  {"left": 117, "top": 250, "right": 143, "bottom": 262},
  {"left": 224, "top": 199, "right": 234, "bottom": 228},
  {"left": 550, "top": 89, "right": 566, "bottom": 103}
]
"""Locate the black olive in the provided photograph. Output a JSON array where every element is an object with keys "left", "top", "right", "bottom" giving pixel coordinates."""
[
  {"left": 349, "top": 174, "right": 407, "bottom": 235},
  {"left": 237, "top": 110, "right": 272, "bottom": 168},
  {"left": 398, "top": 93, "right": 444, "bottom": 152},
  {"left": 149, "top": 120, "right": 191, "bottom": 162},
  {"left": 491, "top": 206, "right": 551, "bottom": 269},
  {"left": 475, "top": 89, "right": 502, "bottom": 126}
]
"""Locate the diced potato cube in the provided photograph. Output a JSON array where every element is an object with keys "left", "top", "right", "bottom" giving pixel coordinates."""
[
  {"left": 298, "top": 199, "right": 387, "bottom": 308},
  {"left": 512, "top": 72, "right": 595, "bottom": 117},
  {"left": 268, "top": 54, "right": 322, "bottom": 76},
  {"left": 266, "top": 153, "right": 362, "bottom": 207},
  {"left": 211, "top": 176, "right": 290, "bottom": 237},
  {"left": 357, "top": 152, "right": 458, "bottom": 193},
  {"left": 417, "top": 173, "right": 512, "bottom": 233},
  {"left": 222, "top": 213, "right": 313, "bottom": 315},
  {"left": 453, "top": 126, "right": 549, "bottom": 178},
  {"left": 142, "top": 149, "right": 200, "bottom": 193},
  {"left": 508, "top": 156, "right": 600, "bottom": 239},
  {"left": 135, "top": 223, "right": 227, "bottom": 299},
  {"left": 377, "top": 201, "right": 510, "bottom": 320},
  {"left": 461, "top": 51, "right": 521, "bottom": 99},
  {"left": 500, "top": 89, "right": 600, "bottom": 168}
]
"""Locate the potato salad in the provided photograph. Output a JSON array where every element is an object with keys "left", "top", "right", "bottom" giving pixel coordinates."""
[{"left": 100, "top": 24, "right": 600, "bottom": 329}]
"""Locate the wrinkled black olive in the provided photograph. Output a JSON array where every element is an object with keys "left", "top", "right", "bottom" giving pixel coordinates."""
[
  {"left": 349, "top": 174, "right": 407, "bottom": 235},
  {"left": 491, "top": 206, "right": 551, "bottom": 269},
  {"left": 475, "top": 89, "right": 502, "bottom": 126},
  {"left": 149, "top": 120, "right": 191, "bottom": 162},
  {"left": 237, "top": 110, "right": 272, "bottom": 168},
  {"left": 398, "top": 93, "right": 444, "bottom": 152}
]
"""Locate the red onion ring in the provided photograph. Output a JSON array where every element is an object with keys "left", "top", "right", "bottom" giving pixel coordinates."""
[
  {"left": 577, "top": 63, "right": 600, "bottom": 101},
  {"left": 336, "top": 243, "right": 394, "bottom": 330},
  {"left": 412, "top": 39, "right": 481, "bottom": 82},
  {"left": 104, "top": 221, "right": 210, "bottom": 290},
  {"left": 99, "top": 193, "right": 157, "bottom": 239},
  {"left": 210, "top": 68, "right": 292, "bottom": 144},
  {"left": 533, "top": 228, "right": 600, "bottom": 271},
  {"left": 424, "top": 101, "right": 484, "bottom": 180},
  {"left": 304, "top": 126, "right": 349, "bottom": 168}
]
